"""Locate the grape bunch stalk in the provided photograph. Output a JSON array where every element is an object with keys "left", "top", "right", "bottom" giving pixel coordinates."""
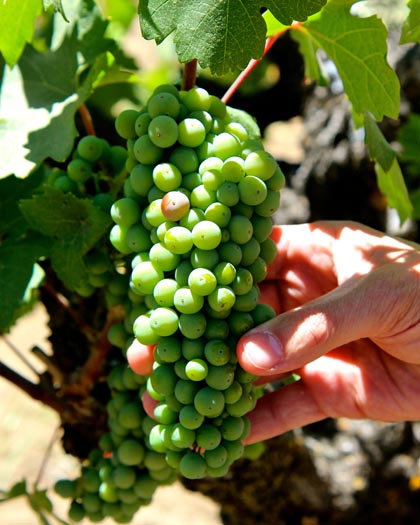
[{"left": 110, "top": 84, "right": 285, "bottom": 480}]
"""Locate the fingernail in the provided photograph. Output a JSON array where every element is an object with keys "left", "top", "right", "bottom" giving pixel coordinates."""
[{"left": 242, "top": 331, "right": 283, "bottom": 371}]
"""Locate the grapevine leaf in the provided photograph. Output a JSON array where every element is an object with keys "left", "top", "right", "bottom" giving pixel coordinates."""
[
  {"left": 19, "top": 187, "right": 112, "bottom": 289},
  {"left": 364, "top": 113, "right": 413, "bottom": 223},
  {"left": 300, "top": 0, "right": 400, "bottom": 120},
  {"left": 139, "top": 0, "right": 327, "bottom": 75},
  {"left": 0, "top": 233, "right": 51, "bottom": 333},
  {"left": 28, "top": 490, "right": 53, "bottom": 514},
  {"left": 43, "top": 0, "right": 69, "bottom": 22},
  {"left": 0, "top": 170, "right": 44, "bottom": 238},
  {"left": 0, "top": 0, "right": 43, "bottom": 67},
  {"left": 375, "top": 158, "right": 413, "bottom": 224},
  {"left": 0, "top": 480, "right": 27, "bottom": 501},
  {"left": 291, "top": 29, "right": 328, "bottom": 86},
  {"left": 397, "top": 113, "right": 420, "bottom": 165},
  {"left": 400, "top": 0, "right": 420, "bottom": 44},
  {"left": 0, "top": 0, "right": 115, "bottom": 179}
]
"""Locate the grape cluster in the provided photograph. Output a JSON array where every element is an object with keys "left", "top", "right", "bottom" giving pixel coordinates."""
[
  {"left": 55, "top": 364, "right": 178, "bottom": 523},
  {"left": 109, "top": 85, "right": 284, "bottom": 479}
]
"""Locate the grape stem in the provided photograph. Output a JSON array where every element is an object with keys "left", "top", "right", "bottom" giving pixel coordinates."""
[
  {"left": 222, "top": 23, "right": 302, "bottom": 104},
  {"left": 182, "top": 59, "right": 198, "bottom": 91},
  {"left": 0, "top": 360, "right": 63, "bottom": 413},
  {"left": 79, "top": 103, "right": 96, "bottom": 136}
]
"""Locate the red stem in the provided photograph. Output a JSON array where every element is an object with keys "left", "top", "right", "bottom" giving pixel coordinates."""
[
  {"left": 182, "top": 60, "right": 198, "bottom": 90},
  {"left": 222, "top": 23, "right": 302, "bottom": 104},
  {"left": 79, "top": 104, "right": 96, "bottom": 136}
]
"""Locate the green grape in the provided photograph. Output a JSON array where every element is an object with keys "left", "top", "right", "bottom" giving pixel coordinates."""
[
  {"left": 115, "top": 109, "right": 139, "bottom": 139},
  {"left": 148, "top": 115, "right": 179, "bottom": 148},
  {"left": 107, "top": 84, "right": 284, "bottom": 483},
  {"left": 196, "top": 424, "right": 222, "bottom": 450},
  {"left": 194, "top": 386, "right": 225, "bottom": 418},
  {"left": 204, "top": 202, "right": 231, "bottom": 228},
  {"left": 154, "top": 336, "right": 182, "bottom": 362},
  {"left": 133, "top": 475, "right": 158, "bottom": 499},
  {"left": 190, "top": 184, "right": 216, "bottom": 210},
  {"left": 174, "top": 378, "right": 200, "bottom": 404},
  {"left": 149, "top": 242, "right": 180, "bottom": 271},
  {"left": 153, "top": 402, "right": 178, "bottom": 424},
  {"left": 150, "top": 363, "right": 178, "bottom": 397},
  {"left": 178, "top": 118, "right": 206, "bottom": 147},
  {"left": 77, "top": 135, "right": 104, "bottom": 162},
  {"left": 55, "top": 479, "right": 77, "bottom": 498},
  {"left": 201, "top": 169, "right": 224, "bottom": 191},
  {"left": 255, "top": 189, "right": 281, "bottom": 217},
  {"left": 238, "top": 175, "right": 268, "bottom": 205},
  {"left": 68, "top": 501, "right": 85, "bottom": 522},
  {"left": 133, "top": 135, "right": 163, "bottom": 165},
  {"left": 216, "top": 181, "right": 240, "bottom": 206},
  {"left": 111, "top": 198, "right": 141, "bottom": 228},
  {"left": 129, "top": 164, "right": 154, "bottom": 196},
  {"left": 188, "top": 267, "right": 217, "bottom": 296},
  {"left": 244, "top": 149, "right": 277, "bottom": 180},
  {"left": 53, "top": 175, "right": 78, "bottom": 193},
  {"left": 164, "top": 226, "right": 193, "bottom": 254},
  {"left": 204, "top": 339, "right": 230, "bottom": 366},
  {"left": 149, "top": 307, "right": 179, "bottom": 336},
  {"left": 171, "top": 423, "right": 196, "bottom": 449},
  {"left": 148, "top": 92, "right": 181, "bottom": 118},
  {"left": 174, "top": 287, "right": 204, "bottom": 314},
  {"left": 207, "top": 286, "right": 236, "bottom": 312},
  {"left": 153, "top": 162, "right": 182, "bottom": 192},
  {"left": 190, "top": 247, "right": 219, "bottom": 270},
  {"left": 131, "top": 261, "right": 164, "bottom": 295},
  {"left": 181, "top": 338, "right": 204, "bottom": 360},
  {"left": 113, "top": 466, "right": 136, "bottom": 490},
  {"left": 179, "top": 452, "right": 207, "bottom": 479},
  {"left": 205, "top": 445, "right": 228, "bottom": 468},
  {"left": 185, "top": 358, "right": 208, "bottom": 381},
  {"left": 228, "top": 215, "right": 253, "bottom": 244},
  {"left": 191, "top": 220, "right": 222, "bottom": 250},
  {"left": 67, "top": 158, "right": 92, "bottom": 183},
  {"left": 178, "top": 312, "right": 207, "bottom": 339},
  {"left": 169, "top": 146, "right": 199, "bottom": 173},
  {"left": 153, "top": 278, "right": 179, "bottom": 307},
  {"left": 179, "top": 405, "right": 204, "bottom": 430},
  {"left": 117, "top": 439, "right": 145, "bottom": 466},
  {"left": 205, "top": 363, "right": 235, "bottom": 390},
  {"left": 217, "top": 241, "right": 242, "bottom": 266},
  {"left": 179, "top": 207, "right": 205, "bottom": 230},
  {"left": 126, "top": 224, "right": 152, "bottom": 253}
]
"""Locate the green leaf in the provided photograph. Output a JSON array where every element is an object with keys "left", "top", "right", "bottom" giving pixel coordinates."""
[
  {"left": 28, "top": 490, "right": 53, "bottom": 514},
  {"left": 0, "top": 0, "right": 43, "bottom": 67},
  {"left": 400, "top": 0, "right": 420, "bottom": 43},
  {"left": 0, "top": 170, "right": 44, "bottom": 238},
  {"left": 19, "top": 187, "right": 112, "bottom": 289},
  {"left": 364, "top": 112, "right": 413, "bottom": 223},
  {"left": 0, "top": 233, "right": 50, "bottom": 332},
  {"left": 43, "top": 0, "right": 69, "bottom": 21},
  {"left": 301, "top": 0, "right": 400, "bottom": 120},
  {"left": 0, "top": 0, "right": 115, "bottom": 179},
  {"left": 375, "top": 157, "right": 413, "bottom": 224},
  {"left": 139, "top": 0, "right": 327, "bottom": 75},
  {"left": 364, "top": 112, "right": 395, "bottom": 171},
  {"left": 397, "top": 113, "right": 420, "bottom": 165},
  {"left": 291, "top": 29, "right": 328, "bottom": 85},
  {"left": 0, "top": 480, "right": 27, "bottom": 501}
]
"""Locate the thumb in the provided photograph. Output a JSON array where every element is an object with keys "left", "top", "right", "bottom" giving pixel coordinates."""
[{"left": 237, "top": 272, "right": 387, "bottom": 376}]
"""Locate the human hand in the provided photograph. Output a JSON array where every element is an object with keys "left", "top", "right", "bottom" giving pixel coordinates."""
[{"left": 237, "top": 221, "right": 420, "bottom": 443}]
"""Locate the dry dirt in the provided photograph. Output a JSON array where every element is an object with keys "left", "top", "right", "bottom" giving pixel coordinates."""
[{"left": 0, "top": 306, "right": 223, "bottom": 525}]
